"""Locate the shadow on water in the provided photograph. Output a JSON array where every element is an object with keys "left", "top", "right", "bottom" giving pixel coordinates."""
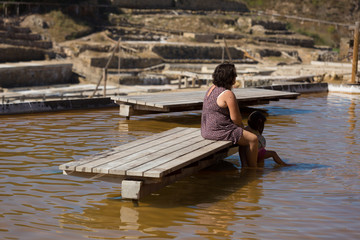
[
  {"left": 59, "top": 161, "right": 268, "bottom": 235},
  {"left": 129, "top": 157, "right": 329, "bottom": 208},
  {"left": 264, "top": 106, "right": 315, "bottom": 116},
  {"left": 141, "top": 111, "right": 202, "bottom": 125},
  {"left": 57, "top": 160, "right": 332, "bottom": 236},
  {"left": 140, "top": 161, "right": 264, "bottom": 208},
  {"left": 125, "top": 107, "right": 270, "bottom": 127},
  {"left": 277, "top": 162, "right": 330, "bottom": 172}
]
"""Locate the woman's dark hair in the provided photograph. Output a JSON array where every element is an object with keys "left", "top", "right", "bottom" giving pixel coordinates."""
[
  {"left": 248, "top": 111, "right": 267, "bottom": 134},
  {"left": 212, "top": 62, "right": 237, "bottom": 89}
]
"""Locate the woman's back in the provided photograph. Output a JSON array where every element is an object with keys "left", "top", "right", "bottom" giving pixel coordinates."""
[{"left": 201, "top": 86, "right": 242, "bottom": 145}]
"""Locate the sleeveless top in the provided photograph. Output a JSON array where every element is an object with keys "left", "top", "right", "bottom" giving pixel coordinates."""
[{"left": 201, "top": 86, "right": 243, "bottom": 145}]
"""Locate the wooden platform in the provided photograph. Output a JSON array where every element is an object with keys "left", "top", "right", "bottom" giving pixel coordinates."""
[
  {"left": 59, "top": 127, "right": 238, "bottom": 200},
  {"left": 111, "top": 88, "right": 300, "bottom": 119}
]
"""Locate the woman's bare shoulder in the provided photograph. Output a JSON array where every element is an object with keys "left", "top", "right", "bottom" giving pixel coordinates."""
[{"left": 222, "top": 89, "right": 236, "bottom": 99}]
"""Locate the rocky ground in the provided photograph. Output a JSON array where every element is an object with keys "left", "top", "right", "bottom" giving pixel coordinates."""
[{"left": 0, "top": 8, "right": 355, "bottom": 93}]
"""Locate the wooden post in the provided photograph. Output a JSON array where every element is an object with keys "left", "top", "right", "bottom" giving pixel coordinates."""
[
  {"left": 103, "top": 68, "right": 107, "bottom": 97},
  {"left": 178, "top": 77, "right": 181, "bottom": 89},
  {"left": 118, "top": 44, "right": 121, "bottom": 75},
  {"left": 222, "top": 46, "right": 225, "bottom": 63},
  {"left": 90, "top": 38, "right": 120, "bottom": 98},
  {"left": 191, "top": 77, "right": 195, "bottom": 88},
  {"left": 351, "top": 22, "right": 360, "bottom": 84},
  {"left": 223, "top": 38, "right": 233, "bottom": 63},
  {"left": 4, "top": 4, "right": 7, "bottom": 17}
]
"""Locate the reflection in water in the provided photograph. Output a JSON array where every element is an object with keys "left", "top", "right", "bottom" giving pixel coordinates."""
[
  {"left": 346, "top": 98, "right": 356, "bottom": 146},
  {"left": 120, "top": 206, "right": 139, "bottom": 230},
  {"left": 59, "top": 162, "right": 266, "bottom": 239},
  {"left": 1, "top": 93, "right": 360, "bottom": 239},
  {"left": 118, "top": 111, "right": 202, "bottom": 133}
]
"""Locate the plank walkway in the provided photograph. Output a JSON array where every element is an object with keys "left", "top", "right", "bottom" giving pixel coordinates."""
[
  {"left": 111, "top": 88, "right": 300, "bottom": 119},
  {"left": 59, "top": 127, "right": 238, "bottom": 200}
]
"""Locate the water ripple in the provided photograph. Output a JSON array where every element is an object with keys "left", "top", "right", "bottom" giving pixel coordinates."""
[{"left": 0, "top": 94, "right": 359, "bottom": 239}]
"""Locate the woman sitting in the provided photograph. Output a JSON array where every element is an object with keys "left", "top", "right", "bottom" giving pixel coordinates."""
[{"left": 201, "top": 62, "right": 258, "bottom": 168}]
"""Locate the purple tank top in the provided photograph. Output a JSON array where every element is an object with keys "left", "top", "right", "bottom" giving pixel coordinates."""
[{"left": 201, "top": 86, "right": 243, "bottom": 145}]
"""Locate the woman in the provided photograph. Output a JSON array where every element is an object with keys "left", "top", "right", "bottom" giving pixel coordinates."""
[{"left": 201, "top": 62, "right": 258, "bottom": 168}]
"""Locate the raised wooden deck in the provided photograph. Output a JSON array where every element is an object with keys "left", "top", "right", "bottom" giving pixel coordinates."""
[
  {"left": 59, "top": 127, "right": 238, "bottom": 200},
  {"left": 111, "top": 88, "right": 300, "bottom": 119}
]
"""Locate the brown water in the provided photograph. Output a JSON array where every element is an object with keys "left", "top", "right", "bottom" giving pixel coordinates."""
[{"left": 1, "top": 92, "right": 359, "bottom": 239}]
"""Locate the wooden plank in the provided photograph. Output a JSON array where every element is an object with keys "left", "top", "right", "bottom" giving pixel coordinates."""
[
  {"left": 124, "top": 137, "right": 216, "bottom": 177},
  {"left": 144, "top": 140, "right": 233, "bottom": 178},
  {"left": 93, "top": 129, "right": 201, "bottom": 174},
  {"left": 76, "top": 128, "right": 198, "bottom": 173},
  {"left": 121, "top": 151, "right": 224, "bottom": 200},
  {"left": 59, "top": 127, "right": 187, "bottom": 171},
  {"left": 75, "top": 128, "right": 196, "bottom": 173},
  {"left": 60, "top": 127, "right": 186, "bottom": 171},
  {"left": 155, "top": 91, "right": 296, "bottom": 107},
  {"left": 112, "top": 134, "right": 207, "bottom": 176},
  {"left": 115, "top": 88, "right": 297, "bottom": 102},
  {"left": 112, "top": 88, "right": 298, "bottom": 110},
  {"left": 127, "top": 93, "right": 204, "bottom": 105},
  {"left": 62, "top": 171, "right": 125, "bottom": 184},
  {"left": 154, "top": 100, "right": 204, "bottom": 108}
]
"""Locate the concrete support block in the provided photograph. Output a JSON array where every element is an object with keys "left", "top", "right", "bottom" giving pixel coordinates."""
[
  {"left": 119, "top": 104, "right": 133, "bottom": 119},
  {"left": 121, "top": 180, "right": 143, "bottom": 200}
]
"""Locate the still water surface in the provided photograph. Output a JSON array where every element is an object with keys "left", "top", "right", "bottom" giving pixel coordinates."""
[{"left": 0, "top": 93, "right": 359, "bottom": 239}]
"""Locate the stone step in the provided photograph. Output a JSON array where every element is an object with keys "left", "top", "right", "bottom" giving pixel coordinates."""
[
  {"left": 264, "top": 30, "right": 294, "bottom": 35},
  {"left": 0, "top": 24, "right": 31, "bottom": 33},
  {"left": 0, "top": 61, "right": 73, "bottom": 88},
  {"left": 0, "top": 38, "right": 52, "bottom": 49},
  {"left": 0, "top": 45, "right": 56, "bottom": 63},
  {"left": 254, "top": 36, "right": 314, "bottom": 48},
  {"left": 0, "top": 31, "right": 42, "bottom": 41}
]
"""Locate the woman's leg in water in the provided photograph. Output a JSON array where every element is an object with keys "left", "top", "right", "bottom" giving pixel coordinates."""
[
  {"left": 238, "top": 130, "right": 258, "bottom": 168},
  {"left": 239, "top": 146, "right": 248, "bottom": 168}
]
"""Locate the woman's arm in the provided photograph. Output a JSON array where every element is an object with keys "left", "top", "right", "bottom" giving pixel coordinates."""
[{"left": 217, "top": 90, "right": 244, "bottom": 128}]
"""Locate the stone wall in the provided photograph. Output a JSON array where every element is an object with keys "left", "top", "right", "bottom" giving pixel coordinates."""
[
  {"left": 251, "top": 20, "right": 287, "bottom": 31},
  {"left": 90, "top": 57, "right": 163, "bottom": 69},
  {"left": 0, "top": 98, "right": 116, "bottom": 115},
  {"left": 0, "top": 18, "right": 55, "bottom": 62},
  {"left": 152, "top": 45, "right": 245, "bottom": 61},
  {"left": 0, "top": 46, "right": 53, "bottom": 63},
  {"left": 0, "top": 61, "right": 74, "bottom": 88},
  {"left": 256, "top": 83, "right": 328, "bottom": 93},
  {"left": 0, "top": 23, "right": 52, "bottom": 49},
  {"left": 255, "top": 36, "right": 314, "bottom": 48},
  {"left": 110, "top": 0, "right": 249, "bottom": 12}
]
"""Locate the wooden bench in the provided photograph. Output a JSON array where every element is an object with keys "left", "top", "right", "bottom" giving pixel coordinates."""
[
  {"left": 111, "top": 88, "right": 300, "bottom": 119},
  {"left": 59, "top": 127, "right": 238, "bottom": 200}
]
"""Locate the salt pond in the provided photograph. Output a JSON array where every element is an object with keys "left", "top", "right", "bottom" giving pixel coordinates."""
[{"left": 0, "top": 92, "right": 359, "bottom": 239}]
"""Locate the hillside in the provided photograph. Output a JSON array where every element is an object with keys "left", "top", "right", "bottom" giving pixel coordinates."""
[
  {"left": 241, "top": 0, "right": 359, "bottom": 48},
  {"left": 1, "top": 0, "right": 358, "bottom": 86},
  {"left": 242, "top": 0, "right": 360, "bottom": 22}
]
